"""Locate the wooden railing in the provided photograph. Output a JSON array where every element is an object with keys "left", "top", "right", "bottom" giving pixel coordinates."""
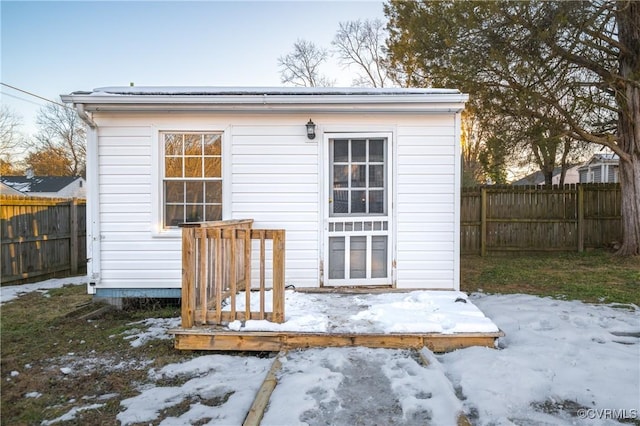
[{"left": 180, "top": 220, "right": 285, "bottom": 328}]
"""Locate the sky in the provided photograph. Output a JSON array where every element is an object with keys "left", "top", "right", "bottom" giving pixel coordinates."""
[{"left": 1, "top": 0, "right": 386, "bottom": 137}]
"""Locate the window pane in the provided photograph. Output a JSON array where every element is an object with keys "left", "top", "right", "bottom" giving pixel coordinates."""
[
  {"left": 185, "top": 157, "right": 202, "bottom": 177},
  {"left": 329, "top": 237, "right": 345, "bottom": 279},
  {"left": 165, "top": 157, "right": 182, "bottom": 177},
  {"left": 205, "top": 205, "right": 222, "bottom": 221},
  {"left": 185, "top": 181, "right": 203, "bottom": 203},
  {"left": 205, "top": 181, "right": 222, "bottom": 203},
  {"left": 184, "top": 134, "right": 202, "bottom": 155},
  {"left": 333, "top": 190, "right": 349, "bottom": 214},
  {"left": 203, "top": 134, "right": 221, "bottom": 155},
  {"left": 371, "top": 236, "right": 387, "bottom": 278},
  {"left": 369, "top": 165, "right": 384, "bottom": 188},
  {"left": 350, "top": 236, "right": 366, "bottom": 279},
  {"left": 334, "top": 140, "right": 348, "bottom": 162},
  {"left": 333, "top": 165, "right": 348, "bottom": 188},
  {"left": 351, "top": 165, "right": 366, "bottom": 188},
  {"left": 351, "top": 190, "right": 366, "bottom": 213},
  {"left": 165, "top": 204, "right": 184, "bottom": 227},
  {"left": 369, "top": 190, "right": 384, "bottom": 214},
  {"left": 165, "top": 181, "right": 184, "bottom": 203},
  {"left": 185, "top": 204, "right": 203, "bottom": 222},
  {"left": 164, "top": 134, "right": 182, "bottom": 155},
  {"left": 369, "top": 139, "right": 384, "bottom": 162},
  {"left": 204, "top": 157, "right": 221, "bottom": 177},
  {"left": 352, "top": 139, "right": 366, "bottom": 162}
]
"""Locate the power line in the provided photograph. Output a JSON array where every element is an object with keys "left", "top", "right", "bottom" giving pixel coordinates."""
[
  {"left": 0, "top": 91, "right": 44, "bottom": 107},
  {"left": 0, "top": 82, "right": 72, "bottom": 109}
]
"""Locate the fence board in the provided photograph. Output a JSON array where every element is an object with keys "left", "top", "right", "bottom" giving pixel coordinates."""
[
  {"left": 1, "top": 195, "right": 87, "bottom": 285},
  {"left": 461, "top": 184, "right": 622, "bottom": 254}
]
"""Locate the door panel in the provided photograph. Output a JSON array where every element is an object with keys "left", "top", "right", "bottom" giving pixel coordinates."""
[{"left": 325, "top": 136, "right": 392, "bottom": 286}]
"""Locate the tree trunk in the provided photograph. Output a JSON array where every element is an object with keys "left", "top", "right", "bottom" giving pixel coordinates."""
[{"left": 615, "top": 1, "right": 640, "bottom": 256}]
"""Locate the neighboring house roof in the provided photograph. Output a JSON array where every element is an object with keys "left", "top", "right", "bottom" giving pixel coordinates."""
[
  {"left": 512, "top": 165, "right": 579, "bottom": 186},
  {"left": 0, "top": 181, "right": 24, "bottom": 196},
  {"left": 0, "top": 176, "right": 82, "bottom": 193},
  {"left": 578, "top": 153, "right": 619, "bottom": 170}
]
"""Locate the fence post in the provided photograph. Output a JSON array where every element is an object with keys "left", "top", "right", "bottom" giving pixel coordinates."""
[
  {"left": 480, "top": 187, "right": 487, "bottom": 257},
  {"left": 70, "top": 198, "right": 78, "bottom": 274},
  {"left": 272, "top": 230, "right": 286, "bottom": 323},
  {"left": 577, "top": 185, "right": 584, "bottom": 252},
  {"left": 181, "top": 227, "right": 196, "bottom": 329}
]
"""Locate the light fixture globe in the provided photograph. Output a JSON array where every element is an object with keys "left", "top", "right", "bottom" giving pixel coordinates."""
[{"left": 306, "top": 119, "right": 316, "bottom": 140}]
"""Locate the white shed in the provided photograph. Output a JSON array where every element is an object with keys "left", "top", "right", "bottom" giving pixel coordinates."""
[{"left": 61, "top": 87, "right": 468, "bottom": 299}]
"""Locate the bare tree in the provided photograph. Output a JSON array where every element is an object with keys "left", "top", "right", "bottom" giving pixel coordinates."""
[
  {"left": 33, "top": 103, "right": 86, "bottom": 176},
  {"left": 0, "top": 105, "right": 24, "bottom": 165},
  {"left": 332, "top": 19, "right": 390, "bottom": 88},
  {"left": 278, "top": 39, "right": 334, "bottom": 87}
]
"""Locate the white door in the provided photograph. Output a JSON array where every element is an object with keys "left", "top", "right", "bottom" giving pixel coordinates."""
[{"left": 324, "top": 134, "right": 392, "bottom": 286}]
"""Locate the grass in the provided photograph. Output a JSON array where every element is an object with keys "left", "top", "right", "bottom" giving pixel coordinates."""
[
  {"left": 461, "top": 249, "right": 640, "bottom": 305},
  {"left": 1, "top": 250, "right": 638, "bottom": 425}
]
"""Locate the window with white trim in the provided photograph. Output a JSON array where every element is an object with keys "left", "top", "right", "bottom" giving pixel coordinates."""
[{"left": 162, "top": 132, "right": 222, "bottom": 228}]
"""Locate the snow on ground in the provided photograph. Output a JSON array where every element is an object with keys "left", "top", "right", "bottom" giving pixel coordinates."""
[
  {"left": 5, "top": 278, "right": 638, "bottom": 424},
  {"left": 117, "top": 355, "right": 273, "bottom": 426},
  {"left": 0, "top": 275, "right": 87, "bottom": 304},
  {"left": 227, "top": 290, "right": 500, "bottom": 334},
  {"left": 438, "top": 293, "right": 640, "bottom": 425}
]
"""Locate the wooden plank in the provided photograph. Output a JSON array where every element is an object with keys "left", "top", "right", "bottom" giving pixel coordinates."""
[
  {"left": 214, "top": 228, "right": 223, "bottom": 324},
  {"left": 199, "top": 228, "right": 208, "bottom": 325},
  {"left": 480, "top": 187, "right": 487, "bottom": 256},
  {"left": 171, "top": 329, "right": 503, "bottom": 352},
  {"left": 229, "top": 228, "right": 237, "bottom": 318},
  {"left": 577, "top": 185, "right": 584, "bottom": 252},
  {"left": 272, "top": 230, "right": 285, "bottom": 324},
  {"left": 244, "top": 228, "right": 252, "bottom": 321},
  {"left": 181, "top": 227, "right": 196, "bottom": 328},
  {"left": 259, "top": 230, "right": 266, "bottom": 320},
  {"left": 243, "top": 353, "right": 284, "bottom": 426}
]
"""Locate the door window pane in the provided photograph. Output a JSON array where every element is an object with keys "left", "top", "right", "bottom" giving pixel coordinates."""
[
  {"left": 371, "top": 236, "right": 388, "bottom": 278},
  {"left": 369, "top": 190, "right": 384, "bottom": 214},
  {"left": 351, "top": 140, "right": 366, "bottom": 162},
  {"left": 333, "top": 165, "right": 349, "bottom": 188},
  {"left": 333, "top": 190, "right": 349, "bottom": 214},
  {"left": 369, "top": 139, "right": 384, "bottom": 162},
  {"left": 329, "top": 237, "right": 345, "bottom": 279},
  {"left": 351, "top": 165, "right": 366, "bottom": 187},
  {"left": 350, "top": 236, "right": 366, "bottom": 279},
  {"left": 351, "top": 190, "right": 366, "bottom": 213},
  {"left": 369, "top": 165, "right": 384, "bottom": 188},
  {"left": 334, "top": 140, "right": 349, "bottom": 162}
]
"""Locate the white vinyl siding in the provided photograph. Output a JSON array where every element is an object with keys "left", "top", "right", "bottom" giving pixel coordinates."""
[
  {"left": 395, "top": 121, "right": 458, "bottom": 289},
  {"left": 91, "top": 111, "right": 462, "bottom": 293},
  {"left": 231, "top": 126, "right": 320, "bottom": 288}
]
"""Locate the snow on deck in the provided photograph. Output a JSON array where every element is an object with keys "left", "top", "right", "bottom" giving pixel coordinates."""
[{"left": 225, "top": 290, "right": 500, "bottom": 335}]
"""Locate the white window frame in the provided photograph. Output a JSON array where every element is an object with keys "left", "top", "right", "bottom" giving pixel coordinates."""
[{"left": 151, "top": 126, "right": 229, "bottom": 238}]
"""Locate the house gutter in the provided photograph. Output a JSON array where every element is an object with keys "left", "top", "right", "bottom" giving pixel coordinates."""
[{"left": 74, "top": 103, "right": 98, "bottom": 129}]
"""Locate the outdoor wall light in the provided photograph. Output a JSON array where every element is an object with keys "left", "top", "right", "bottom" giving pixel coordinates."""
[{"left": 306, "top": 119, "right": 316, "bottom": 140}]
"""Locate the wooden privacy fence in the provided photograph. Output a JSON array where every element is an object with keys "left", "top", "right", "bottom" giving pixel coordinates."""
[
  {"left": 1, "top": 195, "right": 86, "bottom": 285},
  {"left": 181, "top": 219, "right": 286, "bottom": 328},
  {"left": 461, "top": 184, "right": 622, "bottom": 255}
]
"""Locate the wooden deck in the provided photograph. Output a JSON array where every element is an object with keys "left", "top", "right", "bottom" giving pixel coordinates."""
[
  {"left": 170, "top": 327, "right": 504, "bottom": 353},
  {"left": 174, "top": 220, "right": 503, "bottom": 353}
]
